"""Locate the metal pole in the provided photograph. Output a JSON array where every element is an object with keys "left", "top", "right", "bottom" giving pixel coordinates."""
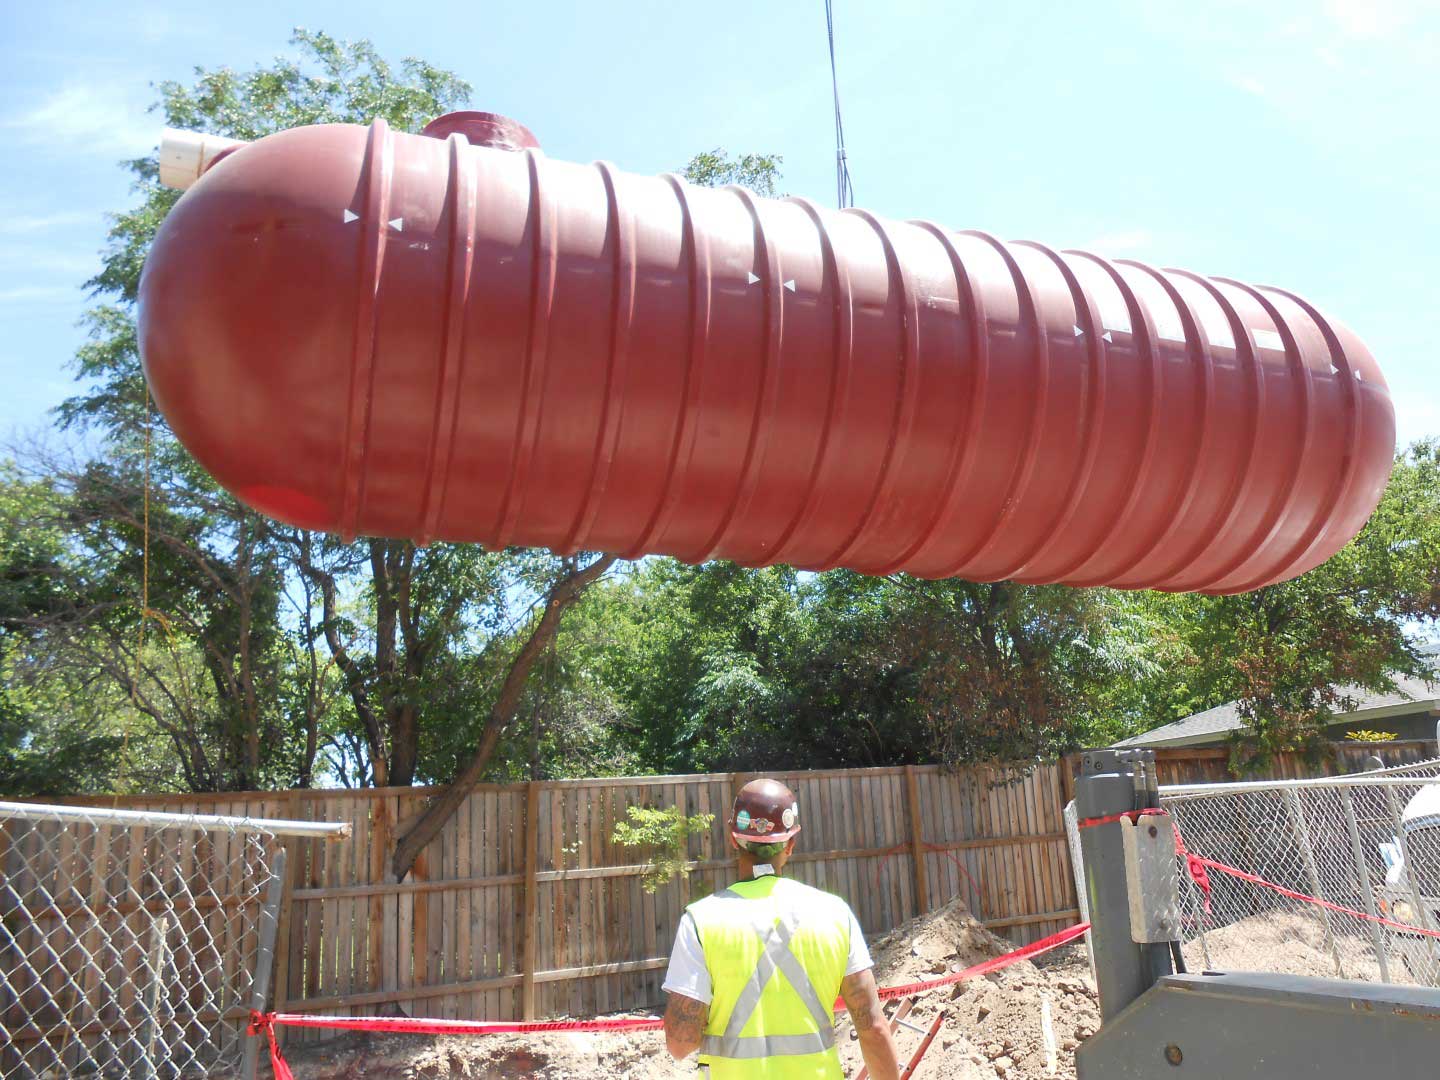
[
  {"left": 0, "top": 800, "right": 351, "bottom": 841},
  {"left": 139, "top": 913, "right": 170, "bottom": 1080},
  {"left": 1341, "top": 789, "right": 1391, "bottom": 983},
  {"left": 1161, "top": 775, "right": 1440, "bottom": 797},
  {"left": 1284, "top": 789, "right": 1346, "bottom": 978},
  {"left": 242, "top": 846, "right": 287, "bottom": 1080},
  {"left": 1074, "top": 748, "right": 1173, "bottom": 1021}
]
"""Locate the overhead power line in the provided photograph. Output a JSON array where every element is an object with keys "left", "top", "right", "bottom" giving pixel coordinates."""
[{"left": 824, "top": 0, "right": 855, "bottom": 209}]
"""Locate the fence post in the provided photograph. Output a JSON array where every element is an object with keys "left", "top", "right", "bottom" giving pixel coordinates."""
[
  {"left": 1340, "top": 790, "right": 1391, "bottom": 983},
  {"left": 1284, "top": 789, "right": 1346, "bottom": 978},
  {"left": 521, "top": 781, "right": 540, "bottom": 1020},
  {"left": 138, "top": 911, "right": 170, "bottom": 1080},
  {"left": 270, "top": 797, "right": 299, "bottom": 1025},
  {"left": 1074, "top": 749, "right": 1172, "bottom": 1022},
  {"left": 270, "top": 787, "right": 303, "bottom": 1047},
  {"left": 903, "top": 766, "right": 929, "bottom": 917},
  {"left": 242, "top": 846, "right": 287, "bottom": 1080}
]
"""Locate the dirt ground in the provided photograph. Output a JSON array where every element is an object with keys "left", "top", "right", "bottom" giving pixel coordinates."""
[
  {"left": 265, "top": 897, "right": 1100, "bottom": 1079},
  {"left": 258, "top": 898, "right": 1409, "bottom": 1077},
  {"left": 1181, "top": 907, "right": 1385, "bottom": 981}
]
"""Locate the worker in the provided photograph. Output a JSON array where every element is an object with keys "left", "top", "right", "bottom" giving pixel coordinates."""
[{"left": 662, "top": 778, "right": 902, "bottom": 1078}]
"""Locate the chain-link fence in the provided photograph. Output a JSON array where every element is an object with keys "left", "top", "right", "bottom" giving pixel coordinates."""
[
  {"left": 1065, "top": 759, "right": 1440, "bottom": 989},
  {"left": 1163, "top": 761, "right": 1440, "bottom": 986},
  {"left": 0, "top": 800, "right": 346, "bottom": 1079}
]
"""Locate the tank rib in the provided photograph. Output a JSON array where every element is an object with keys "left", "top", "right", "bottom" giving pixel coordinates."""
[{"left": 417, "top": 132, "right": 476, "bottom": 547}]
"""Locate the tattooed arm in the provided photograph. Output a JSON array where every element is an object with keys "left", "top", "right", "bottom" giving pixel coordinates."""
[
  {"left": 663, "top": 991, "right": 709, "bottom": 1060},
  {"left": 841, "top": 968, "right": 901, "bottom": 1080}
]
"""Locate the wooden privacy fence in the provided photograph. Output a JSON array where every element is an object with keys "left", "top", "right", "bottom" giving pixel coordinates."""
[
  {"left": 45, "top": 763, "right": 1077, "bottom": 1043},
  {"left": 31, "top": 740, "right": 1432, "bottom": 1044},
  {"left": 1142, "top": 740, "right": 1439, "bottom": 787}
]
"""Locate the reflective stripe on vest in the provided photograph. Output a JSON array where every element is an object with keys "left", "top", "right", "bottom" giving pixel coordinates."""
[
  {"left": 699, "top": 890, "right": 836, "bottom": 1061},
  {"left": 686, "top": 878, "right": 850, "bottom": 1078}
]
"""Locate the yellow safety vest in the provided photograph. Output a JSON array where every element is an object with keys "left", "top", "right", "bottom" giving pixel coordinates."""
[{"left": 686, "top": 875, "right": 851, "bottom": 1079}]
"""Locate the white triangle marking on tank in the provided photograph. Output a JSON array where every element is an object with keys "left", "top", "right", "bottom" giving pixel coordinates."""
[
  {"left": 747, "top": 272, "right": 761, "bottom": 285},
  {"left": 343, "top": 209, "right": 360, "bottom": 224},
  {"left": 1073, "top": 325, "right": 1084, "bottom": 337},
  {"left": 389, "top": 218, "right": 404, "bottom": 231},
  {"left": 1102, "top": 331, "right": 1113, "bottom": 343},
  {"left": 784, "top": 279, "right": 796, "bottom": 292}
]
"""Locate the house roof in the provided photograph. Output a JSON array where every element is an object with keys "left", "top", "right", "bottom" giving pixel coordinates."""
[{"left": 1116, "top": 645, "right": 1440, "bottom": 749}]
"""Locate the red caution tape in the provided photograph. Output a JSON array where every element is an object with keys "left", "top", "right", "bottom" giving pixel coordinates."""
[
  {"left": 248, "top": 1012, "right": 296, "bottom": 1080},
  {"left": 1186, "top": 854, "right": 1440, "bottom": 940},
  {"left": 1076, "top": 808, "right": 1170, "bottom": 830},
  {"left": 260, "top": 1013, "right": 665, "bottom": 1037},
  {"left": 1166, "top": 821, "right": 1213, "bottom": 916},
  {"left": 251, "top": 922, "right": 1092, "bottom": 1073},
  {"left": 1078, "top": 809, "right": 1215, "bottom": 917},
  {"left": 858, "top": 921, "right": 1091, "bottom": 1003}
]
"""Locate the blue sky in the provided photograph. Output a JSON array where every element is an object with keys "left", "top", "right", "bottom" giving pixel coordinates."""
[{"left": 0, "top": 0, "right": 1436, "bottom": 447}]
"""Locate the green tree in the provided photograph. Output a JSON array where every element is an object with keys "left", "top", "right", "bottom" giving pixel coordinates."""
[
  {"left": 679, "top": 149, "right": 783, "bottom": 196},
  {"left": 1093, "top": 441, "right": 1440, "bottom": 768},
  {"left": 0, "top": 465, "right": 124, "bottom": 796},
  {"left": 38, "top": 31, "right": 476, "bottom": 792},
  {"left": 25, "top": 32, "right": 627, "bottom": 815}
]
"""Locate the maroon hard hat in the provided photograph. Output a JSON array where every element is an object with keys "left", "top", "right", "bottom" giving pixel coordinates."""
[{"left": 731, "top": 779, "right": 801, "bottom": 845}]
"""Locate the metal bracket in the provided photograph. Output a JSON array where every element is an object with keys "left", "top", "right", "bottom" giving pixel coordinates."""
[{"left": 1120, "top": 814, "right": 1180, "bottom": 943}]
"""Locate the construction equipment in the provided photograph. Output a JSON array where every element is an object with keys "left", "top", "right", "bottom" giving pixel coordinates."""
[{"left": 1073, "top": 750, "right": 1440, "bottom": 1078}]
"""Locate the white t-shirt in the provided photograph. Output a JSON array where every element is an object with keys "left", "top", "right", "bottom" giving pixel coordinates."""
[{"left": 661, "top": 879, "right": 873, "bottom": 1005}]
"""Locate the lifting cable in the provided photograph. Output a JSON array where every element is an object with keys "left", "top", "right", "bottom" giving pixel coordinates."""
[{"left": 824, "top": 0, "right": 855, "bottom": 209}]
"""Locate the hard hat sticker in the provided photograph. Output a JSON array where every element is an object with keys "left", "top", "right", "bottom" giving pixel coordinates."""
[
  {"left": 752, "top": 818, "right": 774, "bottom": 834},
  {"left": 736, "top": 809, "right": 751, "bottom": 831},
  {"left": 782, "top": 805, "right": 797, "bottom": 830}
]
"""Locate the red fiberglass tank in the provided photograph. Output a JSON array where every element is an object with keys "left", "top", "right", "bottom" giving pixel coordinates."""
[{"left": 139, "top": 115, "right": 1395, "bottom": 594}]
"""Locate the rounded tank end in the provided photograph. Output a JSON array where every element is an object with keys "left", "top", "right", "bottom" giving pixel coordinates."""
[{"left": 422, "top": 111, "right": 539, "bottom": 152}]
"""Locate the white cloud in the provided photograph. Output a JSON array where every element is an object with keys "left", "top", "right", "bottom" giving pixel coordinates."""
[
  {"left": 0, "top": 285, "right": 77, "bottom": 304},
  {"left": 0, "top": 246, "right": 99, "bottom": 275},
  {"left": 1228, "top": 75, "right": 1268, "bottom": 97},
  {"left": 0, "top": 211, "right": 97, "bottom": 235},
  {"left": 0, "top": 84, "right": 156, "bottom": 159},
  {"left": 1324, "top": 0, "right": 1416, "bottom": 38}
]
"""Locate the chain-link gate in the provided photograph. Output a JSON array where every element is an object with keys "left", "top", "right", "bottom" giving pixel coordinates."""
[
  {"left": 1065, "top": 759, "right": 1440, "bottom": 989},
  {"left": 0, "top": 800, "right": 347, "bottom": 1079}
]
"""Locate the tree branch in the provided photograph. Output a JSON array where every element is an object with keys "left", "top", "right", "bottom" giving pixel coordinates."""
[{"left": 390, "top": 554, "right": 618, "bottom": 880}]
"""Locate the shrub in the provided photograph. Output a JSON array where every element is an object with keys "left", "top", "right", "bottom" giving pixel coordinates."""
[{"left": 612, "top": 805, "right": 715, "bottom": 893}]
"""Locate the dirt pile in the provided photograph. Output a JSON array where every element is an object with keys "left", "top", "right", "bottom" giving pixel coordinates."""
[
  {"left": 1184, "top": 908, "right": 1385, "bottom": 981},
  {"left": 837, "top": 897, "right": 1099, "bottom": 1080},
  {"left": 266, "top": 897, "right": 1097, "bottom": 1079},
  {"left": 265, "top": 1024, "right": 686, "bottom": 1080}
]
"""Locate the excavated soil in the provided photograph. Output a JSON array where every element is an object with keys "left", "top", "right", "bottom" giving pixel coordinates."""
[
  {"left": 836, "top": 899, "right": 1100, "bottom": 1080},
  {"left": 264, "top": 897, "right": 1100, "bottom": 1079},
  {"left": 1181, "top": 907, "right": 1386, "bottom": 981},
  {"left": 261, "top": 1026, "right": 688, "bottom": 1079}
]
